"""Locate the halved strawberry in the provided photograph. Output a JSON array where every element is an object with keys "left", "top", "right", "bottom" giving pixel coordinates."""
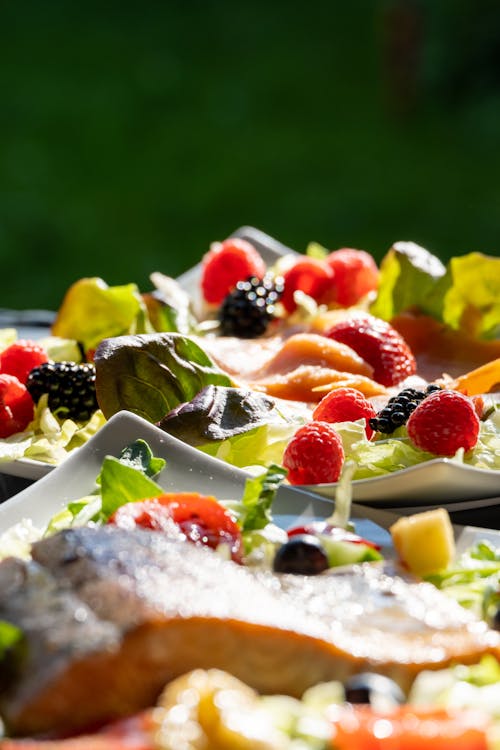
[{"left": 326, "top": 314, "right": 416, "bottom": 387}]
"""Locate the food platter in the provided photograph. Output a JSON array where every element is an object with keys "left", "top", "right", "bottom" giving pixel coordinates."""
[
  {"left": 0, "top": 410, "right": 394, "bottom": 555},
  {"left": 0, "top": 226, "right": 498, "bottom": 514}
]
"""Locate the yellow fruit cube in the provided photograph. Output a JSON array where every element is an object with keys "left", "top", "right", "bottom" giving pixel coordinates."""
[{"left": 390, "top": 508, "right": 455, "bottom": 577}]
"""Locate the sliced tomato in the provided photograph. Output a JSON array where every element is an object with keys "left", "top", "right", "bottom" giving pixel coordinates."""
[
  {"left": 108, "top": 492, "right": 243, "bottom": 563},
  {"left": 329, "top": 705, "right": 490, "bottom": 750}
]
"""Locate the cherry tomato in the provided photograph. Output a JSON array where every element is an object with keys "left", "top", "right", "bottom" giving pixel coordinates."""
[
  {"left": 329, "top": 705, "right": 490, "bottom": 750},
  {"left": 108, "top": 492, "right": 243, "bottom": 563}
]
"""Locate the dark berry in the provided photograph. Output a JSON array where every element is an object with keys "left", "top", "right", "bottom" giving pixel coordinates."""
[
  {"left": 26, "top": 361, "right": 98, "bottom": 421},
  {"left": 273, "top": 534, "right": 329, "bottom": 575},
  {"left": 218, "top": 274, "right": 284, "bottom": 338},
  {"left": 344, "top": 673, "right": 405, "bottom": 706},
  {"left": 369, "top": 385, "right": 443, "bottom": 434}
]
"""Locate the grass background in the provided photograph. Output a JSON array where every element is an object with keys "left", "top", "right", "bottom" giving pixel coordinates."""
[{"left": 1, "top": 0, "right": 500, "bottom": 311}]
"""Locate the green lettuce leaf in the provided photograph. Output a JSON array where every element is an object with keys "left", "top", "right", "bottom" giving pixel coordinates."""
[
  {"left": 239, "top": 464, "right": 287, "bottom": 532},
  {"left": 94, "top": 332, "right": 233, "bottom": 422},
  {"left": 51, "top": 277, "right": 153, "bottom": 352},
  {"left": 443, "top": 253, "right": 500, "bottom": 339},
  {"left": 98, "top": 456, "right": 163, "bottom": 519},
  {"left": 370, "top": 240, "right": 448, "bottom": 322},
  {"left": 371, "top": 242, "right": 500, "bottom": 339}
]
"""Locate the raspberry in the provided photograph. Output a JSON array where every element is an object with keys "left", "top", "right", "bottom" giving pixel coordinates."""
[
  {"left": 283, "top": 421, "right": 345, "bottom": 485},
  {"left": 312, "top": 387, "right": 377, "bottom": 439},
  {"left": 0, "top": 340, "right": 49, "bottom": 385},
  {"left": 201, "top": 238, "right": 267, "bottom": 305},
  {"left": 0, "top": 374, "right": 35, "bottom": 438},
  {"left": 326, "top": 314, "right": 416, "bottom": 387},
  {"left": 325, "top": 247, "right": 379, "bottom": 306},
  {"left": 281, "top": 257, "right": 334, "bottom": 313},
  {"left": 406, "top": 389, "right": 480, "bottom": 456}
]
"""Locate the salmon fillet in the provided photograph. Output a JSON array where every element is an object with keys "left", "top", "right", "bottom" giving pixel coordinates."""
[{"left": 0, "top": 526, "right": 498, "bottom": 736}]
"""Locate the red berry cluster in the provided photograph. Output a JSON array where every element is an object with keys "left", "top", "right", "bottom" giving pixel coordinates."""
[
  {"left": 200, "top": 238, "right": 379, "bottom": 315},
  {"left": 0, "top": 340, "right": 49, "bottom": 438},
  {"left": 284, "top": 387, "right": 378, "bottom": 485}
]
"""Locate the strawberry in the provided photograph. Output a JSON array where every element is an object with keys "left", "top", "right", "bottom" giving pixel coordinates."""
[
  {"left": 407, "top": 389, "right": 480, "bottom": 456},
  {"left": 1, "top": 339, "right": 49, "bottom": 385},
  {"left": 0, "top": 374, "right": 35, "bottom": 438},
  {"left": 283, "top": 421, "right": 345, "bottom": 485},
  {"left": 312, "top": 386, "right": 377, "bottom": 439},
  {"left": 325, "top": 247, "right": 379, "bottom": 306},
  {"left": 200, "top": 238, "right": 267, "bottom": 305},
  {"left": 280, "top": 257, "right": 334, "bottom": 313},
  {"left": 326, "top": 314, "right": 416, "bottom": 387}
]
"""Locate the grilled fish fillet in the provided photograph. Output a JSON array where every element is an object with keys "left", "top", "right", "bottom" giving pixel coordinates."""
[{"left": 0, "top": 526, "right": 498, "bottom": 736}]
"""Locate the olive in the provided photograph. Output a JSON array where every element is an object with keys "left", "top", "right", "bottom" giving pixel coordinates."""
[
  {"left": 344, "top": 672, "right": 405, "bottom": 708},
  {"left": 273, "top": 534, "right": 329, "bottom": 575},
  {"left": 492, "top": 606, "right": 500, "bottom": 631}
]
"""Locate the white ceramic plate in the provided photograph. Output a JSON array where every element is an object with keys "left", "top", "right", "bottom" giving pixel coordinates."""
[
  {"left": 0, "top": 411, "right": 394, "bottom": 552},
  {"left": 302, "top": 460, "right": 500, "bottom": 508}
]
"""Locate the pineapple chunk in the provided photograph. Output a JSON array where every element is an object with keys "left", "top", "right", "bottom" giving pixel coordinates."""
[{"left": 390, "top": 508, "right": 455, "bottom": 577}]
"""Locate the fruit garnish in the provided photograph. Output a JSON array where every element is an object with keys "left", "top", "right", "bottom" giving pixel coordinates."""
[
  {"left": 368, "top": 384, "right": 442, "bottom": 435},
  {"left": 324, "top": 247, "right": 379, "bottom": 306},
  {"left": 108, "top": 492, "right": 243, "bottom": 563},
  {"left": 218, "top": 274, "right": 284, "bottom": 338},
  {"left": 326, "top": 313, "right": 417, "bottom": 386},
  {"left": 0, "top": 340, "right": 49, "bottom": 385},
  {"left": 283, "top": 421, "right": 345, "bottom": 485},
  {"left": 280, "top": 256, "right": 334, "bottom": 313},
  {"left": 312, "top": 386, "right": 377, "bottom": 439},
  {"left": 0, "top": 374, "right": 35, "bottom": 438},
  {"left": 406, "top": 389, "right": 480, "bottom": 456},
  {"left": 390, "top": 508, "right": 456, "bottom": 576},
  {"left": 26, "top": 361, "right": 98, "bottom": 422},
  {"left": 201, "top": 238, "right": 267, "bottom": 305}
]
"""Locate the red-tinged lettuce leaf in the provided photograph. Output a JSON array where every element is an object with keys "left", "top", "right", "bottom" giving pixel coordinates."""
[
  {"left": 52, "top": 277, "right": 153, "bottom": 353},
  {"left": 370, "top": 241, "right": 449, "bottom": 322},
  {"left": 94, "top": 333, "right": 233, "bottom": 422},
  {"left": 443, "top": 253, "right": 500, "bottom": 339},
  {"left": 157, "top": 385, "right": 278, "bottom": 446}
]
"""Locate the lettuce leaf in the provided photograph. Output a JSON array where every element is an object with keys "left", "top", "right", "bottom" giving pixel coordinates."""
[
  {"left": 370, "top": 240, "right": 448, "bottom": 322},
  {"left": 51, "top": 277, "right": 153, "bottom": 352},
  {"left": 94, "top": 333, "right": 233, "bottom": 422},
  {"left": 371, "top": 242, "right": 500, "bottom": 339},
  {"left": 443, "top": 253, "right": 500, "bottom": 339},
  {"left": 158, "top": 385, "right": 279, "bottom": 447}
]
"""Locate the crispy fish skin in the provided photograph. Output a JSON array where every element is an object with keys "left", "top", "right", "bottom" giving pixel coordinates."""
[{"left": 1, "top": 526, "right": 499, "bottom": 736}]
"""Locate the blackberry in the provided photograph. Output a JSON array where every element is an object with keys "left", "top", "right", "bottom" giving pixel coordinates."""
[
  {"left": 218, "top": 274, "right": 284, "bottom": 338},
  {"left": 369, "top": 384, "right": 442, "bottom": 434},
  {"left": 26, "top": 361, "right": 98, "bottom": 421}
]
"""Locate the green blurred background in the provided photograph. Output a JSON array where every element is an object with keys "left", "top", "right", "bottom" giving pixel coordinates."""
[{"left": 1, "top": 0, "right": 500, "bottom": 311}]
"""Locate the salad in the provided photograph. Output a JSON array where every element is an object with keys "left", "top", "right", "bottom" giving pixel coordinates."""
[
  {"left": 0, "top": 231, "right": 499, "bottom": 487},
  {"left": 0, "top": 442, "right": 499, "bottom": 749}
]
